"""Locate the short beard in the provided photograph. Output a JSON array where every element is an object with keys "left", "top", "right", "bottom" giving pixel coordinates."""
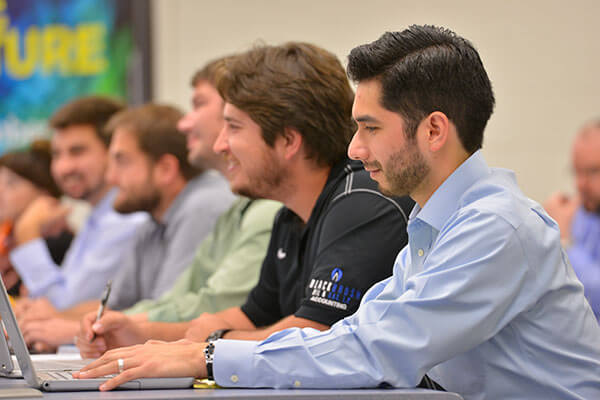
[
  {"left": 235, "top": 168, "right": 283, "bottom": 200},
  {"left": 232, "top": 153, "right": 285, "bottom": 200},
  {"left": 380, "top": 143, "right": 429, "bottom": 197},
  {"left": 583, "top": 201, "right": 600, "bottom": 215},
  {"left": 114, "top": 189, "right": 161, "bottom": 214}
]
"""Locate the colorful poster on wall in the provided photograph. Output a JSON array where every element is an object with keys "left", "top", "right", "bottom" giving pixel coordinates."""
[{"left": 0, "top": 0, "right": 149, "bottom": 154}]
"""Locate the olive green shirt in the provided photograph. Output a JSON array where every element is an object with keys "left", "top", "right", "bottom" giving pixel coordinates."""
[{"left": 124, "top": 197, "right": 281, "bottom": 322}]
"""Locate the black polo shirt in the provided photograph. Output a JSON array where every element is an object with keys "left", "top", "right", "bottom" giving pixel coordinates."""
[{"left": 241, "top": 159, "right": 414, "bottom": 327}]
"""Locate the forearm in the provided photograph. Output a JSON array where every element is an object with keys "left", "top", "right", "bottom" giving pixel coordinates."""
[
  {"left": 186, "top": 307, "right": 256, "bottom": 342},
  {"left": 223, "top": 315, "right": 328, "bottom": 341},
  {"left": 59, "top": 300, "right": 99, "bottom": 320},
  {"left": 10, "top": 239, "right": 62, "bottom": 298},
  {"left": 144, "top": 321, "right": 192, "bottom": 342}
]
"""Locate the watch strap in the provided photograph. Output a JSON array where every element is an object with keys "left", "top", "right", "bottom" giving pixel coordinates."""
[
  {"left": 203, "top": 342, "right": 215, "bottom": 380},
  {"left": 205, "top": 328, "right": 232, "bottom": 342}
]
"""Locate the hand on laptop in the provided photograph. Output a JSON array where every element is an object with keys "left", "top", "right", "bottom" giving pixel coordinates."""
[
  {"left": 73, "top": 339, "right": 206, "bottom": 391},
  {"left": 76, "top": 310, "right": 147, "bottom": 358}
]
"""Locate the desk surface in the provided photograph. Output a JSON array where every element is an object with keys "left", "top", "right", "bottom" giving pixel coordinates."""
[{"left": 0, "top": 378, "right": 464, "bottom": 400}]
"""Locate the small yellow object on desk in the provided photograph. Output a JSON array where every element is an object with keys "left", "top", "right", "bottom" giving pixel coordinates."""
[
  {"left": 7, "top": 295, "right": 15, "bottom": 309},
  {"left": 193, "top": 379, "right": 221, "bottom": 389}
]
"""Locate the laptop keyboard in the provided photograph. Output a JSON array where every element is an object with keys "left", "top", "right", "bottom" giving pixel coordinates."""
[
  {"left": 38, "top": 371, "right": 116, "bottom": 381},
  {"left": 34, "top": 359, "right": 88, "bottom": 371},
  {"left": 39, "top": 371, "right": 76, "bottom": 380}
]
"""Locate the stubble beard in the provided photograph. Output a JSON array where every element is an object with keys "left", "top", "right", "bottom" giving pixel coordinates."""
[
  {"left": 114, "top": 187, "right": 161, "bottom": 214},
  {"left": 380, "top": 144, "right": 429, "bottom": 198}
]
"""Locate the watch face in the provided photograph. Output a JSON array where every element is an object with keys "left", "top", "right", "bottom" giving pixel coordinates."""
[{"left": 206, "top": 329, "right": 230, "bottom": 342}]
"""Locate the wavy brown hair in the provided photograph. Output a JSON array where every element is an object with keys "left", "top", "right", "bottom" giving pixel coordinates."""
[{"left": 217, "top": 42, "right": 355, "bottom": 167}]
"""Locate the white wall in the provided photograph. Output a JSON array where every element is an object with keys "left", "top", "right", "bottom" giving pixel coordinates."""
[{"left": 151, "top": 0, "right": 600, "bottom": 203}]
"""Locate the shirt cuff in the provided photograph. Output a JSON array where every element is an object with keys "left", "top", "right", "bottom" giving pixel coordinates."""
[
  {"left": 213, "top": 339, "right": 259, "bottom": 387},
  {"left": 9, "top": 238, "right": 61, "bottom": 297}
]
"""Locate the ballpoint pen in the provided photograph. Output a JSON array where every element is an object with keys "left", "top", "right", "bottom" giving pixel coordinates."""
[{"left": 90, "top": 280, "right": 112, "bottom": 342}]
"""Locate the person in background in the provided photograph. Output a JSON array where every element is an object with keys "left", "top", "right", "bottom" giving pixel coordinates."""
[
  {"left": 74, "top": 56, "right": 281, "bottom": 355},
  {"left": 545, "top": 119, "right": 600, "bottom": 320},
  {"left": 10, "top": 96, "right": 148, "bottom": 330},
  {"left": 20, "top": 103, "right": 236, "bottom": 351},
  {"left": 76, "top": 42, "right": 412, "bottom": 358},
  {"left": 0, "top": 140, "right": 73, "bottom": 297},
  {"left": 120, "top": 57, "right": 282, "bottom": 322},
  {"left": 77, "top": 26, "right": 600, "bottom": 400}
]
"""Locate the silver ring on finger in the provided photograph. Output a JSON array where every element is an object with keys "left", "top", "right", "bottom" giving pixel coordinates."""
[{"left": 117, "top": 358, "right": 125, "bottom": 374}]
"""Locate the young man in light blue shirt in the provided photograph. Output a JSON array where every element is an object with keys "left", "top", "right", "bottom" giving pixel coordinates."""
[
  {"left": 76, "top": 26, "right": 600, "bottom": 399},
  {"left": 10, "top": 97, "right": 148, "bottom": 313}
]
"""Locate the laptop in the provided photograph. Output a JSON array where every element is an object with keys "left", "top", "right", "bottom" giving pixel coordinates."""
[
  {"left": 0, "top": 279, "right": 194, "bottom": 391},
  {"left": 0, "top": 331, "right": 90, "bottom": 378}
]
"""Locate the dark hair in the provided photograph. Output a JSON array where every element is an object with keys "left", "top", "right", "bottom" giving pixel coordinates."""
[
  {"left": 347, "top": 25, "right": 495, "bottom": 153},
  {"left": 191, "top": 55, "right": 232, "bottom": 88},
  {"left": 104, "top": 103, "right": 200, "bottom": 180},
  {"left": 49, "top": 96, "right": 125, "bottom": 147},
  {"left": 217, "top": 42, "right": 356, "bottom": 167},
  {"left": 0, "top": 139, "right": 61, "bottom": 197}
]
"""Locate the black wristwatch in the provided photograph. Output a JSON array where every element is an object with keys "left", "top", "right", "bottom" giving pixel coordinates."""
[
  {"left": 205, "top": 328, "right": 232, "bottom": 342},
  {"left": 203, "top": 342, "right": 215, "bottom": 380}
]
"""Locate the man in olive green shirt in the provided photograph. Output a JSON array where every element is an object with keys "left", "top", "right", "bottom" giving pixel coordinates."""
[{"left": 125, "top": 197, "right": 280, "bottom": 322}]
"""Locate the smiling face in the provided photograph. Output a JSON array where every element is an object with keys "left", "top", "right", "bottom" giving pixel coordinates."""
[
  {"left": 348, "top": 79, "right": 429, "bottom": 197},
  {"left": 105, "top": 128, "right": 161, "bottom": 214},
  {"left": 50, "top": 124, "right": 109, "bottom": 205},
  {"left": 177, "top": 81, "right": 225, "bottom": 171},
  {"left": 212, "top": 103, "right": 285, "bottom": 199}
]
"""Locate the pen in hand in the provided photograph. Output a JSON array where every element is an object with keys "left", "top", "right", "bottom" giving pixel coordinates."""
[{"left": 90, "top": 280, "right": 112, "bottom": 342}]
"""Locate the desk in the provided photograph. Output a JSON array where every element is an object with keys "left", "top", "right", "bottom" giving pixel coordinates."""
[{"left": 0, "top": 378, "right": 464, "bottom": 399}]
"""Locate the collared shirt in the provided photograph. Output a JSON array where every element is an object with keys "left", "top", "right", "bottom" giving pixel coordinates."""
[
  {"left": 10, "top": 189, "right": 148, "bottom": 310},
  {"left": 124, "top": 197, "right": 281, "bottom": 322},
  {"left": 241, "top": 159, "right": 413, "bottom": 327},
  {"left": 568, "top": 207, "right": 600, "bottom": 320},
  {"left": 107, "top": 171, "right": 235, "bottom": 310},
  {"left": 213, "top": 151, "right": 600, "bottom": 399}
]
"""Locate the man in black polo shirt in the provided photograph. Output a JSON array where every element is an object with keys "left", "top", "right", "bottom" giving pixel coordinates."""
[
  {"left": 234, "top": 158, "right": 413, "bottom": 332},
  {"left": 76, "top": 42, "right": 413, "bottom": 355}
]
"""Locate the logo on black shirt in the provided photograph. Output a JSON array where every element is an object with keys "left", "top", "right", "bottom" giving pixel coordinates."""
[
  {"left": 277, "top": 248, "right": 287, "bottom": 259},
  {"left": 309, "top": 266, "right": 362, "bottom": 311},
  {"left": 331, "top": 267, "right": 343, "bottom": 282}
]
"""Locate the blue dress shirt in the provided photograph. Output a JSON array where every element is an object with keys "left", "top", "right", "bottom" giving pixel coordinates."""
[
  {"left": 568, "top": 207, "right": 600, "bottom": 320},
  {"left": 213, "top": 151, "right": 600, "bottom": 399},
  {"left": 10, "top": 189, "right": 148, "bottom": 310}
]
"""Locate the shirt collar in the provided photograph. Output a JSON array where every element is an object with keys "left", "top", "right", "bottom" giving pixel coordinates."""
[
  {"left": 413, "top": 150, "right": 491, "bottom": 231},
  {"left": 160, "top": 172, "right": 210, "bottom": 226},
  {"left": 88, "top": 188, "right": 119, "bottom": 225},
  {"left": 296, "top": 158, "right": 355, "bottom": 229}
]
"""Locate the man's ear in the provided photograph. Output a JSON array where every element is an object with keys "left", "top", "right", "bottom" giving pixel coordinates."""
[
  {"left": 278, "top": 127, "right": 303, "bottom": 160},
  {"left": 153, "top": 154, "right": 180, "bottom": 186},
  {"left": 424, "top": 111, "right": 450, "bottom": 153}
]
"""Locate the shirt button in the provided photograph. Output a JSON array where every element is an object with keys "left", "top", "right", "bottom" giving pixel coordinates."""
[
  {"left": 417, "top": 249, "right": 424, "bottom": 257},
  {"left": 230, "top": 375, "right": 239, "bottom": 383},
  {"left": 294, "top": 380, "right": 301, "bottom": 387}
]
